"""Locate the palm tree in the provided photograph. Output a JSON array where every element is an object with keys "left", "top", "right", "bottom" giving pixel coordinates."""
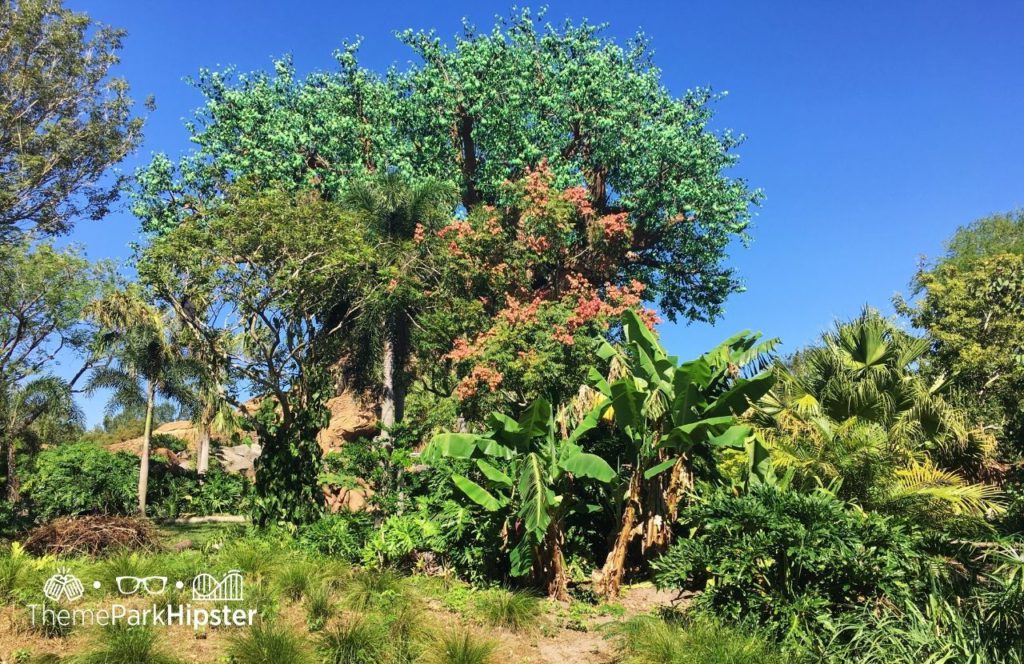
[
  {"left": 1, "top": 375, "right": 82, "bottom": 501},
  {"left": 342, "top": 173, "right": 456, "bottom": 437},
  {"left": 754, "top": 309, "right": 1001, "bottom": 518},
  {"left": 87, "top": 289, "right": 196, "bottom": 515},
  {"left": 193, "top": 379, "right": 236, "bottom": 476}
]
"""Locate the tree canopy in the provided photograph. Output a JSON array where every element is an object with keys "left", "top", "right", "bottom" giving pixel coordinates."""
[
  {"left": 0, "top": 0, "right": 145, "bottom": 240},
  {"left": 133, "top": 10, "right": 758, "bottom": 324}
]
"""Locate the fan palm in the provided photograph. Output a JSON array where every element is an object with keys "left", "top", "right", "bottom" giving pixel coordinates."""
[
  {"left": 1, "top": 375, "right": 81, "bottom": 501},
  {"left": 754, "top": 309, "right": 1001, "bottom": 518},
  {"left": 87, "top": 289, "right": 197, "bottom": 515},
  {"left": 342, "top": 173, "right": 456, "bottom": 437}
]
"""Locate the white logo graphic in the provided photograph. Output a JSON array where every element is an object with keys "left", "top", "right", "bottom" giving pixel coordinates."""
[
  {"left": 42, "top": 568, "right": 85, "bottom": 602},
  {"left": 115, "top": 576, "right": 167, "bottom": 596},
  {"left": 192, "top": 570, "right": 244, "bottom": 601}
]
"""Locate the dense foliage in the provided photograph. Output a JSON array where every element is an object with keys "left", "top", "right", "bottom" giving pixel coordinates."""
[
  {"left": 0, "top": 0, "right": 144, "bottom": 240},
  {"left": 1, "top": 4, "right": 1022, "bottom": 661},
  {"left": 653, "top": 486, "right": 928, "bottom": 638}
]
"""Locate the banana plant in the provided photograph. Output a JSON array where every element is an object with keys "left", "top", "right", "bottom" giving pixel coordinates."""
[
  {"left": 423, "top": 396, "right": 615, "bottom": 600},
  {"left": 592, "top": 309, "right": 778, "bottom": 597}
]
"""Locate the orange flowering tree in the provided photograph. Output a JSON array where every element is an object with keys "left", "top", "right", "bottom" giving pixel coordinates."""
[{"left": 411, "top": 163, "right": 659, "bottom": 416}]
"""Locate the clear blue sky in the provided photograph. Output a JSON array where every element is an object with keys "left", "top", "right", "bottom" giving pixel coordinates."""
[{"left": 63, "top": 1, "right": 1024, "bottom": 426}]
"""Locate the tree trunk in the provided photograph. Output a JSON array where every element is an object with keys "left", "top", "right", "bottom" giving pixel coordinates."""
[
  {"left": 138, "top": 380, "right": 156, "bottom": 516},
  {"left": 379, "top": 313, "right": 410, "bottom": 440},
  {"left": 196, "top": 409, "right": 211, "bottom": 476},
  {"left": 594, "top": 466, "right": 642, "bottom": 598},
  {"left": 535, "top": 521, "right": 570, "bottom": 601},
  {"left": 5, "top": 433, "right": 19, "bottom": 502},
  {"left": 594, "top": 455, "right": 694, "bottom": 598}
]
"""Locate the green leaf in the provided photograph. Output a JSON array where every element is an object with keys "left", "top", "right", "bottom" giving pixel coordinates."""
[
  {"left": 509, "top": 538, "right": 533, "bottom": 577},
  {"left": 451, "top": 474, "right": 502, "bottom": 511},
  {"left": 567, "top": 399, "right": 608, "bottom": 445},
  {"left": 706, "top": 372, "right": 776, "bottom": 418},
  {"left": 426, "top": 433, "right": 480, "bottom": 459},
  {"left": 516, "top": 398, "right": 552, "bottom": 439},
  {"left": 708, "top": 424, "right": 752, "bottom": 449},
  {"left": 559, "top": 451, "right": 616, "bottom": 482},
  {"left": 644, "top": 458, "right": 678, "bottom": 480},
  {"left": 609, "top": 378, "right": 645, "bottom": 433},
  {"left": 477, "top": 459, "right": 513, "bottom": 487},
  {"left": 518, "top": 453, "right": 550, "bottom": 537}
]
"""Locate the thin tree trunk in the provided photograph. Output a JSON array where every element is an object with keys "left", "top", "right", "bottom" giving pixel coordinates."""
[
  {"left": 380, "top": 334, "right": 396, "bottom": 439},
  {"left": 196, "top": 409, "right": 211, "bottom": 476},
  {"left": 4, "top": 433, "right": 19, "bottom": 502},
  {"left": 138, "top": 380, "right": 156, "bottom": 516},
  {"left": 535, "top": 521, "right": 570, "bottom": 601},
  {"left": 379, "top": 313, "right": 409, "bottom": 439}
]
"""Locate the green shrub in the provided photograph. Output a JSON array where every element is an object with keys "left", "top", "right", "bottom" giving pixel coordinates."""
[
  {"left": 148, "top": 460, "right": 251, "bottom": 519},
  {"left": 317, "top": 617, "right": 387, "bottom": 664},
  {"left": 24, "top": 442, "right": 136, "bottom": 520},
  {"left": 296, "top": 512, "right": 372, "bottom": 560},
  {"left": 608, "top": 615, "right": 787, "bottom": 664},
  {"left": 76, "top": 623, "right": 180, "bottom": 664},
  {"left": 420, "top": 629, "right": 496, "bottom": 664},
  {"left": 304, "top": 583, "right": 334, "bottom": 632},
  {"left": 0, "top": 498, "right": 21, "bottom": 537},
  {"left": 473, "top": 588, "right": 540, "bottom": 632},
  {"left": 343, "top": 568, "right": 407, "bottom": 611},
  {"left": 228, "top": 621, "right": 310, "bottom": 664},
  {"left": 652, "top": 486, "right": 928, "bottom": 637}
]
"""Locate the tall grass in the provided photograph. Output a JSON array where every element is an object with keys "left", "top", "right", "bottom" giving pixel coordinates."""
[
  {"left": 228, "top": 620, "right": 311, "bottom": 664},
  {"left": 420, "top": 629, "right": 497, "bottom": 664},
  {"left": 94, "top": 551, "right": 156, "bottom": 596},
  {"left": 317, "top": 617, "right": 387, "bottom": 664},
  {"left": 608, "top": 615, "right": 787, "bottom": 664},
  {"left": 473, "top": 588, "right": 541, "bottom": 632},
  {"left": 216, "top": 539, "right": 282, "bottom": 581},
  {"left": 275, "top": 558, "right": 314, "bottom": 601},
  {"left": 304, "top": 583, "right": 335, "bottom": 632},
  {"left": 76, "top": 623, "right": 180, "bottom": 664},
  {"left": 0, "top": 543, "right": 29, "bottom": 603},
  {"left": 344, "top": 567, "right": 407, "bottom": 611}
]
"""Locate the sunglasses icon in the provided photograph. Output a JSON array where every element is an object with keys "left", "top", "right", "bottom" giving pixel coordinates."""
[{"left": 115, "top": 576, "right": 168, "bottom": 595}]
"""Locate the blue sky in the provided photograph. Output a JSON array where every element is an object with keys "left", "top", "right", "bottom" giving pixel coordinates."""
[{"left": 63, "top": 1, "right": 1024, "bottom": 426}]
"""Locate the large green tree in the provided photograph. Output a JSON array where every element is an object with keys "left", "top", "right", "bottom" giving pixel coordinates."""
[
  {"left": 0, "top": 241, "right": 106, "bottom": 500},
  {"left": 133, "top": 10, "right": 758, "bottom": 324},
  {"left": 899, "top": 211, "right": 1024, "bottom": 453},
  {"left": 0, "top": 0, "right": 145, "bottom": 240},
  {"left": 138, "top": 187, "right": 372, "bottom": 524}
]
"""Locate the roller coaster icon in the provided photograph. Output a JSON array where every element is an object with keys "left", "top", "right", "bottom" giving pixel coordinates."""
[{"left": 191, "top": 570, "right": 244, "bottom": 601}]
